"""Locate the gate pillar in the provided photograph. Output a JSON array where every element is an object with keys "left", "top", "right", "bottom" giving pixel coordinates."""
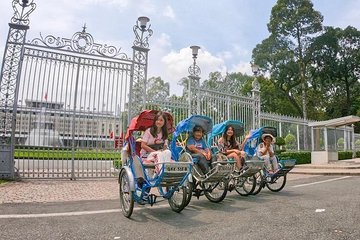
[
  {"left": 0, "top": 0, "right": 36, "bottom": 179},
  {"left": 128, "top": 17, "right": 152, "bottom": 123},
  {"left": 251, "top": 71, "right": 261, "bottom": 129}
]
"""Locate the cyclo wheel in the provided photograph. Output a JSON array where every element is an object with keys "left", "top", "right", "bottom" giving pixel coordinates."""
[
  {"left": 265, "top": 174, "right": 287, "bottom": 192},
  {"left": 183, "top": 180, "right": 193, "bottom": 207},
  {"left": 119, "top": 169, "right": 134, "bottom": 218},
  {"left": 167, "top": 185, "right": 187, "bottom": 213},
  {"left": 252, "top": 172, "right": 265, "bottom": 195},
  {"left": 202, "top": 180, "right": 228, "bottom": 203},
  {"left": 235, "top": 175, "right": 256, "bottom": 196}
]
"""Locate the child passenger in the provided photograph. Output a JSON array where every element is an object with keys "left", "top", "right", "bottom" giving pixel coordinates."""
[
  {"left": 140, "top": 111, "right": 172, "bottom": 175},
  {"left": 186, "top": 125, "right": 213, "bottom": 174},
  {"left": 256, "top": 133, "right": 279, "bottom": 173},
  {"left": 217, "top": 125, "right": 250, "bottom": 174}
]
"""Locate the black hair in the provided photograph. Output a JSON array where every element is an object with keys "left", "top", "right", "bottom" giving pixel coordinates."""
[
  {"left": 150, "top": 111, "right": 168, "bottom": 140},
  {"left": 193, "top": 125, "right": 204, "bottom": 133},
  {"left": 222, "top": 125, "right": 237, "bottom": 148}
]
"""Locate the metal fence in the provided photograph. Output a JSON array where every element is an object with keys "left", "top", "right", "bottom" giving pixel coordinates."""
[{"left": 0, "top": 1, "right": 151, "bottom": 179}]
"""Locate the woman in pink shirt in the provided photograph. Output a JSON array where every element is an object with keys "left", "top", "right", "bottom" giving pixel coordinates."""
[{"left": 140, "top": 111, "right": 172, "bottom": 174}]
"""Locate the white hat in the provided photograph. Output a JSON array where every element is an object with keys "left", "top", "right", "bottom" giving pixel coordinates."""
[{"left": 261, "top": 133, "right": 276, "bottom": 143}]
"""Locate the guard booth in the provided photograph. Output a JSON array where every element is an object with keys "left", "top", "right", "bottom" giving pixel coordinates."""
[{"left": 309, "top": 116, "right": 360, "bottom": 164}]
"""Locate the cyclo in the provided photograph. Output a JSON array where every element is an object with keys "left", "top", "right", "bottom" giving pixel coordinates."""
[
  {"left": 208, "top": 120, "right": 264, "bottom": 196},
  {"left": 170, "top": 115, "right": 234, "bottom": 205},
  {"left": 243, "top": 126, "right": 296, "bottom": 195},
  {"left": 118, "top": 110, "right": 192, "bottom": 218}
]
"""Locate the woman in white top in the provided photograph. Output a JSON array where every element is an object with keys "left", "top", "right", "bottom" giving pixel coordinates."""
[{"left": 140, "top": 111, "right": 172, "bottom": 174}]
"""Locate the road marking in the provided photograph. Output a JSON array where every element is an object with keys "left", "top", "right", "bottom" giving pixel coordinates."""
[
  {"left": 292, "top": 176, "right": 351, "bottom": 188},
  {"left": 315, "top": 209, "right": 325, "bottom": 212},
  {"left": 0, "top": 209, "right": 120, "bottom": 219},
  {"left": 0, "top": 204, "right": 169, "bottom": 219}
]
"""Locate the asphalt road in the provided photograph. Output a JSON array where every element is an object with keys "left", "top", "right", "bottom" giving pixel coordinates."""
[{"left": 1, "top": 175, "right": 359, "bottom": 240}]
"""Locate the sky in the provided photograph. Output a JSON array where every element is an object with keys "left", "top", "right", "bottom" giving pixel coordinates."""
[{"left": 1, "top": 0, "right": 360, "bottom": 95}]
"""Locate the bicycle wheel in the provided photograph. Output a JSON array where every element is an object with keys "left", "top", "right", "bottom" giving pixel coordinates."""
[
  {"left": 203, "top": 180, "right": 228, "bottom": 203},
  {"left": 235, "top": 175, "right": 256, "bottom": 196},
  {"left": 119, "top": 170, "right": 134, "bottom": 218},
  {"left": 167, "top": 185, "right": 187, "bottom": 213},
  {"left": 252, "top": 172, "right": 265, "bottom": 195},
  {"left": 183, "top": 180, "right": 193, "bottom": 207},
  {"left": 266, "top": 174, "right": 287, "bottom": 192}
]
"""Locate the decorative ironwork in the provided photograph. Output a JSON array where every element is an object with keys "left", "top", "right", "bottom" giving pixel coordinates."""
[
  {"left": 188, "top": 64, "right": 201, "bottom": 76},
  {"left": 187, "top": 46, "right": 201, "bottom": 116},
  {"left": 133, "top": 17, "right": 153, "bottom": 49},
  {"left": 29, "top": 26, "right": 129, "bottom": 60},
  {"left": 11, "top": 0, "right": 36, "bottom": 26},
  {"left": 128, "top": 17, "right": 152, "bottom": 122}
]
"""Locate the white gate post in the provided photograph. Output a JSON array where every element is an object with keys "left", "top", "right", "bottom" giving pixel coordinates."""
[
  {"left": 0, "top": 0, "right": 36, "bottom": 179},
  {"left": 128, "top": 17, "right": 152, "bottom": 123},
  {"left": 251, "top": 63, "right": 261, "bottom": 129}
]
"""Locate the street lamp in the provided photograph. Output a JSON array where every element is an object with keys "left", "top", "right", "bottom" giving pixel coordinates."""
[
  {"left": 188, "top": 45, "right": 201, "bottom": 116},
  {"left": 251, "top": 62, "right": 261, "bottom": 129},
  {"left": 251, "top": 62, "right": 260, "bottom": 91}
]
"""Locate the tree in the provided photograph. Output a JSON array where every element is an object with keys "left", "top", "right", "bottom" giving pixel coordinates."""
[
  {"left": 309, "top": 26, "right": 360, "bottom": 118},
  {"left": 146, "top": 76, "right": 170, "bottom": 101},
  {"left": 252, "top": 0, "right": 324, "bottom": 119}
]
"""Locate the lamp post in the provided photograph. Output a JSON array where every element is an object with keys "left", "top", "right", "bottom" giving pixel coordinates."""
[
  {"left": 128, "top": 16, "right": 152, "bottom": 124},
  {"left": 188, "top": 45, "right": 201, "bottom": 116},
  {"left": 251, "top": 62, "right": 261, "bottom": 129}
]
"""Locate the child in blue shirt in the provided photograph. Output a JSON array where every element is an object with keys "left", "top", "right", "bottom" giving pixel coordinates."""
[{"left": 186, "top": 125, "right": 213, "bottom": 174}]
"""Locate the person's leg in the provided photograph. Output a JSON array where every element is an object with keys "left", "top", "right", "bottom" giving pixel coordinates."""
[
  {"left": 155, "top": 150, "right": 173, "bottom": 174},
  {"left": 191, "top": 153, "right": 209, "bottom": 174},
  {"left": 262, "top": 156, "right": 272, "bottom": 172},
  {"left": 270, "top": 156, "right": 279, "bottom": 172},
  {"left": 227, "top": 152, "right": 241, "bottom": 170}
]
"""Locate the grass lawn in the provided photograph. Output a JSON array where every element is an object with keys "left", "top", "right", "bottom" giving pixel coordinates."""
[{"left": 0, "top": 179, "right": 8, "bottom": 185}]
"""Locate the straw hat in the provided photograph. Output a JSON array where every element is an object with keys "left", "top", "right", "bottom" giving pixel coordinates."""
[{"left": 261, "top": 133, "right": 276, "bottom": 143}]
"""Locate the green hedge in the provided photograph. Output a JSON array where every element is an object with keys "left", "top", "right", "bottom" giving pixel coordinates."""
[
  {"left": 278, "top": 151, "right": 311, "bottom": 165},
  {"left": 338, "top": 151, "right": 360, "bottom": 160},
  {"left": 278, "top": 150, "right": 360, "bottom": 164}
]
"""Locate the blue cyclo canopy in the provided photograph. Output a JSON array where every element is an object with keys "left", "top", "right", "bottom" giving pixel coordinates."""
[
  {"left": 211, "top": 120, "right": 244, "bottom": 138},
  {"left": 171, "top": 115, "right": 213, "bottom": 160}
]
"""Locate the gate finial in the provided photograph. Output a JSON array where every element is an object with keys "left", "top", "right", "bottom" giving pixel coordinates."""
[{"left": 11, "top": 0, "right": 36, "bottom": 26}]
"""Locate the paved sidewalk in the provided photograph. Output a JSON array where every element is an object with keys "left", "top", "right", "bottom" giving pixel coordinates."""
[
  {"left": 0, "top": 179, "right": 119, "bottom": 204},
  {"left": 291, "top": 158, "right": 360, "bottom": 175}
]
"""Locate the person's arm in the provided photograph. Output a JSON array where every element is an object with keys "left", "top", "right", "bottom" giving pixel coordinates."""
[
  {"left": 268, "top": 144, "right": 274, "bottom": 157},
  {"left": 163, "top": 139, "right": 169, "bottom": 150},
  {"left": 203, "top": 139, "right": 212, "bottom": 160},
  {"left": 141, "top": 142, "right": 156, "bottom": 153},
  {"left": 257, "top": 143, "right": 267, "bottom": 156},
  {"left": 239, "top": 133, "right": 251, "bottom": 150},
  {"left": 141, "top": 129, "right": 156, "bottom": 153},
  {"left": 186, "top": 138, "right": 203, "bottom": 155},
  {"left": 187, "top": 144, "right": 203, "bottom": 154}
]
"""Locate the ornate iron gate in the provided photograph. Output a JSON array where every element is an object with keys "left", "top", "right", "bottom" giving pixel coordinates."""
[{"left": 0, "top": 0, "right": 152, "bottom": 179}]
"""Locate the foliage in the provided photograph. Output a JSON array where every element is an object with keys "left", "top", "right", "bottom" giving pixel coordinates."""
[
  {"left": 275, "top": 136, "right": 286, "bottom": 146},
  {"left": 338, "top": 151, "right": 353, "bottom": 160},
  {"left": 337, "top": 138, "right": 344, "bottom": 148},
  {"left": 14, "top": 148, "right": 121, "bottom": 160},
  {"left": 278, "top": 151, "right": 311, "bottom": 164},
  {"left": 309, "top": 26, "right": 360, "bottom": 118},
  {"left": 356, "top": 139, "right": 360, "bottom": 149},
  {"left": 284, "top": 133, "right": 296, "bottom": 150},
  {"left": 279, "top": 151, "right": 359, "bottom": 163},
  {"left": 146, "top": 77, "right": 170, "bottom": 101},
  {"left": 252, "top": 0, "right": 324, "bottom": 119}
]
